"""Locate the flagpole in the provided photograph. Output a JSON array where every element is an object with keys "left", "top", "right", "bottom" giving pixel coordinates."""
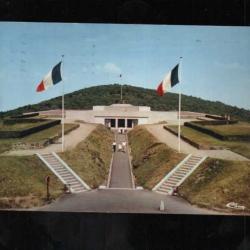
[
  {"left": 121, "top": 84, "right": 123, "bottom": 102},
  {"left": 120, "top": 74, "right": 123, "bottom": 103},
  {"left": 61, "top": 55, "right": 65, "bottom": 152},
  {"left": 178, "top": 57, "right": 182, "bottom": 153}
]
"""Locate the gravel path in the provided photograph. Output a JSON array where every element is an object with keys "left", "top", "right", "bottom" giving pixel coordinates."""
[
  {"left": 145, "top": 124, "right": 249, "bottom": 161},
  {"left": 2, "top": 122, "right": 97, "bottom": 156}
]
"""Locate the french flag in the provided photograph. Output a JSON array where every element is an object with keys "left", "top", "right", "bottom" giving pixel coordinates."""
[
  {"left": 156, "top": 64, "right": 180, "bottom": 96},
  {"left": 36, "top": 62, "right": 62, "bottom": 92}
]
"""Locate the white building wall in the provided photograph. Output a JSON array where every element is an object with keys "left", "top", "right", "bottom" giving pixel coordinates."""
[
  {"left": 137, "top": 117, "right": 149, "bottom": 125},
  {"left": 65, "top": 110, "right": 94, "bottom": 123},
  {"left": 94, "top": 117, "right": 105, "bottom": 125},
  {"left": 93, "top": 106, "right": 105, "bottom": 111},
  {"left": 147, "top": 111, "right": 178, "bottom": 124},
  {"left": 138, "top": 106, "right": 151, "bottom": 111},
  {"left": 65, "top": 109, "right": 200, "bottom": 126}
]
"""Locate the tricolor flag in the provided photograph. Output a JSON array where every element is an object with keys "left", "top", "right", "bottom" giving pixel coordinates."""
[
  {"left": 156, "top": 64, "right": 179, "bottom": 96},
  {"left": 36, "top": 62, "right": 62, "bottom": 92}
]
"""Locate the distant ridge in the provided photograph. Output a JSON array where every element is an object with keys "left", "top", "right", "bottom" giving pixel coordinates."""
[{"left": 1, "top": 84, "right": 250, "bottom": 121}]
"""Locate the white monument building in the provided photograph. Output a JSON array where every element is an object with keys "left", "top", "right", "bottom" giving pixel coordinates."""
[{"left": 39, "top": 103, "right": 206, "bottom": 130}]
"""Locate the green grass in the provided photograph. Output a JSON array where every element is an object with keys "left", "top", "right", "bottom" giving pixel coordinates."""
[
  {"left": 179, "top": 158, "right": 250, "bottom": 212},
  {"left": 59, "top": 125, "right": 114, "bottom": 188},
  {"left": 128, "top": 126, "right": 185, "bottom": 189},
  {"left": 168, "top": 125, "right": 250, "bottom": 159},
  {"left": 0, "top": 155, "right": 63, "bottom": 208},
  {"left": 0, "top": 120, "right": 52, "bottom": 131},
  {"left": 205, "top": 122, "right": 250, "bottom": 136},
  {"left": 0, "top": 123, "right": 78, "bottom": 154}
]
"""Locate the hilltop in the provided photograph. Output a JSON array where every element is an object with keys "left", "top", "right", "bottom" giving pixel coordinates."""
[{"left": 1, "top": 84, "right": 250, "bottom": 121}]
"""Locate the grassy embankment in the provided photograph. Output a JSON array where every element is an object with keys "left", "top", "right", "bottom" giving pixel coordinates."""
[
  {"left": 0, "top": 155, "right": 63, "bottom": 208},
  {"left": 59, "top": 125, "right": 114, "bottom": 188},
  {"left": 179, "top": 158, "right": 250, "bottom": 212},
  {"left": 0, "top": 124, "right": 114, "bottom": 208},
  {"left": 0, "top": 123, "right": 78, "bottom": 154},
  {"left": 0, "top": 120, "right": 51, "bottom": 131},
  {"left": 128, "top": 126, "right": 185, "bottom": 189},
  {"left": 168, "top": 124, "right": 250, "bottom": 159},
  {"left": 205, "top": 122, "right": 250, "bottom": 136}
]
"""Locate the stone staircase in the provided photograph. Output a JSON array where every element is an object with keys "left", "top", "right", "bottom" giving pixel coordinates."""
[
  {"left": 37, "top": 152, "right": 90, "bottom": 193},
  {"left": 153, "top": 154, "right": 207, "bottom": 195}
]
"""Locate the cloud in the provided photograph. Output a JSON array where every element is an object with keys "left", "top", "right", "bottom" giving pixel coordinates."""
[
  {"left": 82, "top": 62, "right": 122, "bottom": 76},
  {"left": 103, "top": 62, "right": 122, "bottom": 75}
]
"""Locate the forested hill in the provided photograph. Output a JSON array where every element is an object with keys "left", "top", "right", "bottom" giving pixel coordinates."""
[{"left": 1, "top": 84, "right": 250, "bottom": 121}]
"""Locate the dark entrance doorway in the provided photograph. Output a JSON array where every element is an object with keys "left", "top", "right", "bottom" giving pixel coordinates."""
[
  {"left": 132, "top": 119, "right": 138, "bottom": 126},
  {"left": 127, "top": 119, "right": 133, "bottom": 128},
  {"left": 118, "top": 119, "right": 125, "bottom": 128},
  {"left": 105, "top": 119, "right": 111, "bottom": 127},
  {"left": 110, "top": 119, "right": 116, "bottom": 128}
]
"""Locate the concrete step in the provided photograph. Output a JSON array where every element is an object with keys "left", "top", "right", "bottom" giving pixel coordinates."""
[
  {"left": 37, "top": 152, "right": 90, "bottom": 193},
  {"left": 52, "top": 166, "right": 66, "bottom": 171},
  {"left": 158, "top": 186, "right": 172, "bottom": 192},
  {"left": 162, "top": 179, "right": 178, "bottom": 185},
  {"left": 161, "top": 183, "right": 175, "bottom": 189},
  {"left": 60, "top": 173, "right": 73, "bottom": 178},
  {"left": 71, "top": 186, "right": 86, "bottom": 191},
  {"left": 64, "top": 177, "right": 79, "bottom": 182},
  {"left": 56, "top": 170, "right": 69, "bottom": 174},
  {"left": 172, "top": 172, "right": 186, "bottom": 177},
  {"left": 169, "top": 175, "right": 183, "bottom": 180},
  {"left": 71, "top": 183, "right": 85, "bottom": 189},
  {"left": 153, "top": 154, "right": 207, "bottom": 195}
]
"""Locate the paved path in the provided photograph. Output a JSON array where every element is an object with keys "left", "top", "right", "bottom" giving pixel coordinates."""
[
  {"left": 3, "top": 123, "right": 97, "bottom": 156},
  {"left": 145, "top": 124, "right": 249, "bottom": 161},
  {"left": 36, "top": 189, "right": 220, "bottom": 214},
  {"left": 109, "top": 133, "right": 134, "bottom": 188}
]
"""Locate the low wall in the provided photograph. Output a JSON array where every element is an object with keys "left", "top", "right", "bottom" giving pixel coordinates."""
[
  {"left": 190, "top": 120, "right": 238, "bottom": 126},
  {"left": 3, "top": 118, "right": 48, "bottom": 125},
  {"left": 0, "top": 120, "right": 61, "bottom": 138},
  {"left": 10, "top": 113, "right": 39, "bottom": 119},
  {"left": 205, "top": 114, "right": 226, "bottom": 120},
  {"left": 12, "top": 123, "right": 79, "bottom": 150}
]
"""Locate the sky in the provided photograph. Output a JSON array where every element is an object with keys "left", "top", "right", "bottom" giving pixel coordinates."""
[{"left": 0, "top": 22, "right": 250, "bottom": 111}]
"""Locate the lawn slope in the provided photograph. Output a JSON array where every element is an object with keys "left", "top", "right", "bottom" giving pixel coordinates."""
[
  {"left": 59, "top": 125, "right": 114, "bottom": 188},
  {"left": 0, "top": 155, "right": 63, "bottom": 208},
  {"left": 128, "top": 126, "right": 185, "bottom": 189},
  {"left": 179, "top": 158, "right": 250, "bottom": 212},
  {"left": 168, "top": 125, "right": 250, "bottom": 159}
]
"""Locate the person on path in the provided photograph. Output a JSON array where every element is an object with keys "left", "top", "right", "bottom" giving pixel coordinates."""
[
  {"left": 122, "top": 141, "right": 126, "bottom": 152},
  {"left": 112, "top": 142, "right": 116, "bottom": 152},
  {"left": 118, "top": 143, "right": 122, "bottom": 152}
]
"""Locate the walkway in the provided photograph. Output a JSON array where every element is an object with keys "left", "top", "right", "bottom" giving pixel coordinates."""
[
  {"left": 109, "top": 132, "right": 134, "bottom": 188},
  {"left": 145, "top": 124, "right": 249, "bottom": 161},
  {"left": 32, "top": 129, "right": 223, "bottom": 214},
  {"left": 3, "top": 123, "right": 97, "bottom": 156},
  {"left": 36, "top": 189, "right": 219, "bottom": 214}
]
